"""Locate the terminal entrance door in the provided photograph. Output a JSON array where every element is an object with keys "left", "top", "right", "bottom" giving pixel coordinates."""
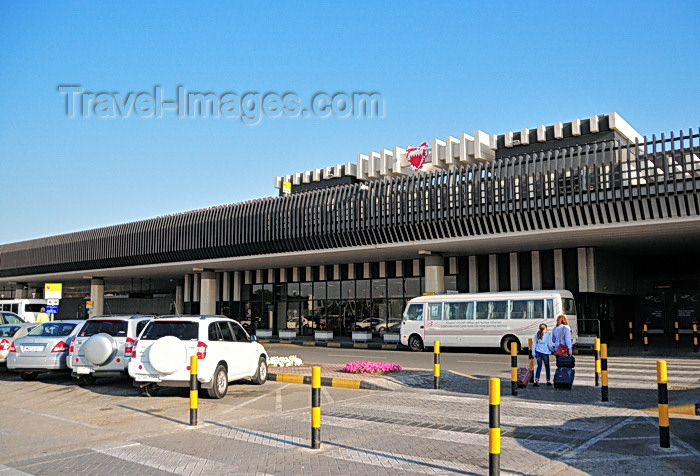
[{"left": 637, "top": 291, "right": 699, "bottom": 337}]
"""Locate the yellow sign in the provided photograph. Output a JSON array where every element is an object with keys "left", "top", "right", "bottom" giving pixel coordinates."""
[
  {"left": 86, "top": 300, "right": 94, "bottom": 309},
  {"left": 44, "top": 283, "right": 63, "bottom": 299},
  {"left": 282, "top": 181, "right": 292, "bottom": 195}
]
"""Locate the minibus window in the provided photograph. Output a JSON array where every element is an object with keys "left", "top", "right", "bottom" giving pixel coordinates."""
[
  {"left": 445, "top": 302, "right": 474, "bottom": 320},
  {"left": 404, "top": 303, "right": 423, "bottom": 321},
  {"left": 562, "top": 298, "right": 576, "bottom": 315},
  {"left": 428, "top": 303, "right": 443, "bottom": 320}
]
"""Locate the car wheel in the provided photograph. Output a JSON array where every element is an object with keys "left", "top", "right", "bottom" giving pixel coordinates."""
[
  {"left": 501, "top": 335, "right": 521, "bottom": 354},
  {"left": 77, "top": 374, "right": 97, "bottom": 386},
  {"left": 20, "top": 371, "right": 38, "bottom": 381},
  {"left": 408, "top": 335, "right": 424, "bottom": 352},
  {"left": 207, "top": 365, "right": 228, "bottom": 399},
  {"left": 139, "top": 383, "right": 159, "bottom": 397},
  {"left": 251, "top": 356, "right": 267, "bottom": 385}
]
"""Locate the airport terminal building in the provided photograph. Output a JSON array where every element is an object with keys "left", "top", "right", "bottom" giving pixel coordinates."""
[{"left": 1, "top": 112, "right": 698, "bottom": 342}]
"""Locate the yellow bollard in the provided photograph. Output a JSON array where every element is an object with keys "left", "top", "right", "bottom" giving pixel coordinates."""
[
  {"left": 643, "top": 324, "right": 649, "bottom": 351},
  {"left": 594, "top": 338, "right": 601, "bottom": 387},
  {"left": 628, "top": 321, "right": 633, "bottom": 347},
  {"left": 189, "top": 355, "right": 198, "bottom": 426},
  {"left": 656, "top": 360, "right": 670, "bottom": 448},
  {"left": 510, "top": 342, "right": 518, "bottom": 396},
  {"left": 674, "top": 322, "right": 679, "bottom": 348},
  {"left": 601, "top": 343, "right": 609, "bottom": 402},
  {"left": 489, "top": 378, "right": 500, "bottom": 476},
  {"left": 693, "top": 323, "right": 698, "bottom": 353},
  {"left": 528, "top": 338, "right": 534, "bottom": 384},
  {"left": 434, "top": 341, "right": 441, "bottom": 390},
  {"left": 311, "top": 366, "right": 321, "bottom": 449}
]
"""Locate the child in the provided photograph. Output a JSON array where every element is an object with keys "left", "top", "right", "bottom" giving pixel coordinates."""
[{"left": 533, "top": 323, "right": 555, "bottom": 386}]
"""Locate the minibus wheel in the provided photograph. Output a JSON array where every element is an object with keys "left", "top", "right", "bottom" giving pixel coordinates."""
[
  {"left": 408, "top": 335, "right": 424, "bottom": 352},
  {"left": 501, "top": 335, "right": 520, "bottom": 354}
]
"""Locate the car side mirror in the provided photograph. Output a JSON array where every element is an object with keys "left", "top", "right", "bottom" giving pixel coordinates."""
[{"left": 249, "top": 335, "right": 258, "bottom": 342}]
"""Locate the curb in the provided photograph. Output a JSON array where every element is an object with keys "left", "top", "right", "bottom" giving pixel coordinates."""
[
  {"left": 267, "top": 372, "right": 385, "bottom": 390},
  {"left": 258, "top": 339, "right": 402, "bottom": 351},
  {"left": 641, "top": 403, "right": 700, "bottom": 416}
]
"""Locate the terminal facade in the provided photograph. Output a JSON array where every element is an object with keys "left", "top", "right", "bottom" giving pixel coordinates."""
[{"left": 1, "top": 112, "right": 698, "bottom": 342}]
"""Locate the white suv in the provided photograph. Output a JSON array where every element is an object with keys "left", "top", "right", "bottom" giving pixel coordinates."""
[
  {"left": 128, "top": 315, "right": 267, "bottom": 398},
  {"left": 70, "top": 315, "right": 154, "bottom": 385}
]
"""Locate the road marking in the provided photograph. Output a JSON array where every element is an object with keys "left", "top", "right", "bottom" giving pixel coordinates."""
[
  {"left": 20, "top": 409, "right": 108, "bottom": 431},
  {"left": 220, "top": 384, "right": 289, "bottom": 415},
  {"left": 0, "top": 464, "right": 33, "bottom": 475},
  {"left": 201, "top": 425, "right": 308, "bottom": 449},
  {"left": 92, "top": 442, "right": 240, "bottom": 474},
  {"left": 321, "top": 385, "right": 334, "bottom": 404}
]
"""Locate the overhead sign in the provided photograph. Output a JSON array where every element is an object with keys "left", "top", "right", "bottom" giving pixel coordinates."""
[
  {"left": 46, "top": 305, "right": 59, "bottom": 314},
  {"left": 44, "top": 283, "right": 63, "bottom": 299},
  {"left": 46, "top": 298, "right": 60, "bottom": 306}
]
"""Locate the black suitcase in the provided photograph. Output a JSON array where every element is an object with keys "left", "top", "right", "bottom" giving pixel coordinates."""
[
  {"left": 553, "top": 367, "right": 575, "bottom": 390},
  {"left": 556, "top": 355, "right": 575, "bottom": 369}
]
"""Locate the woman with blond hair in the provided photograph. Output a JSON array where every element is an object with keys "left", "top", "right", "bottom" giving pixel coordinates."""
[{"left": 552, "top": 315, "right": 573, "bottom": 357}]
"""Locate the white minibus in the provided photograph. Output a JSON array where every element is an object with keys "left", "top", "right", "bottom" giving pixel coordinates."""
[
  {"left": 0, "top": 299, "right": 49, "bottom": 323},
  {"left": 400, "top": 290, "right": 577, "bottom": 353}
]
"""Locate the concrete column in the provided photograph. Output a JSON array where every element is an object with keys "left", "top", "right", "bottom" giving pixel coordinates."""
[
  {"left": 280, "top": 268, "right": 288, "bottom": 283},
  {"left": 268, "top": 269, "right": 276, "bottom": 283},
  {"left": 468, "top": 256, "right": 478, "bottom": 293},
  {"left": 509, "top": 252, "right": 520, "bottom": 291},
  {"left": 586, "top": 247, "right": 596, "bottom": 292},
  {"left": 554, "top": 249, "right": 565, "bottom": 289},
  {"left": 448, "top": 257, "right": 458, "bottom": 275},
  {"left": 379, "top": 261, "right": 386, "bottom": 278},
  {"left": 184, "top": 274, "right": 191, "bottom": 303},
  {"left": 333, "top": 265, "right": 340, "bottom": 280},
  {"left": 215, "top": 273, "right": 222, "bottom": 302},
  {"left": 90, "top": 278, "right": 105, "bottom": 317},
  {"left": 395, "top": 260, "right": 403, "bottom": 277},
  {"left": 15, "top": 286, "right": 28, "bottom": 299},
  {"left": 244, "top": 270, "right": 252, "bottom": 285},
  {"left": 577, "top": 248, "right": 589, "bottom": 292},
  {"left": 193, "top": 273, "right": 201, "bottom": 302},
  {"left": 347, "top": 264, "right": 355, "bottom": 280},
  {"left": 531, "top": 251, "right": 542, "bottom": 290},
  {"left": 256, "top": 269, "right": 263, "bottom": 284},
  {"left": 488, "top": 254, "right": 498, "bottom": 292},
  {"left": 363, "top": 263, "right": 370, "bottom": 279},
  {"left": 200, "top": 271, "right": 217, "bottom": 315},
  {"left": 412, "top": 259, "right": 421, "bottom": 277},
  {"left": 222, "top": 272, "right": 231, "bottom": 301},
  {"left": 424, "top": 255, "right": 445, "bottom": 294},
  {"left": 305, "top": 267, "right": 312, "bottom": 281},
  {"left": 233, "top": 271, "right": 241, "bottom": 301},
  {"left": 319, "top": 266, "right": 326, "bottom": 281},
  {"left": 175, "top": 285, "right": 184, "bottom": 315}
]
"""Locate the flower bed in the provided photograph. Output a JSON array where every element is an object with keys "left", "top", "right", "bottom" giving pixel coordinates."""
[
  {"left": 268, "top": 355, "right": 303, "bottom": 367},
  {"left": 342, "top": 361, "right": 402, "bottom": 374}
]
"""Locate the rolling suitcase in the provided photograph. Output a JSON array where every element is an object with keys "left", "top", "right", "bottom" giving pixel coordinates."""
[
  {"left": 517, "top": 367, "right": 532, "bottom": 388},
  {"left": 553, "top": 367, "right": 575, "bottom": 390},
  {"left": 556, "top": 355, "right": 575, "bottom": 369}
]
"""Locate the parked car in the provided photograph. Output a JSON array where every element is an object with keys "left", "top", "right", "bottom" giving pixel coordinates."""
[
  {"left": 69, "top": 315, "right": 154, "bottom": 386},
  {"left": 128, "top": 315, "right": 268, "bottom": 398},
  {"left": 0, "top": 311, "right": 26, "bottom": 325},
  {"left": 6, "top": 320, "right": 84, "bottom": 380},
  {"left": 0, "top": 323, "right": 37, "bottom": 365}
]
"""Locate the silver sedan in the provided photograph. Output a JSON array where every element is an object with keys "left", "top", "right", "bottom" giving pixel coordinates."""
[
  {"left": 0, "top": 323, "right": 38, "bottom": 364},
  {"left": 7, "top": 320, "right": 84, "bottom": 380}
]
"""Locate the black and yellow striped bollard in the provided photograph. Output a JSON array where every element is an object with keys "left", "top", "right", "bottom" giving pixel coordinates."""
[
  {"left": 693, "top": 323, "right": 698, "bottom": 353},
  {"left": 643, "top": 323, "right": 649, "bottom": 351},
  {"left": 656, "top": 360, "right": 670, "bottom": 448},
  {"left": 434, "top": 340, "right": 441, "bottom": 390},
  {"left": 311, "top": 366, "right": 321, "bottom": 449},
  {"left": 489, "top": 377, "right": 500, "bottom": 476},
  {"left": 190, "top": 355, "right": 198, "bottom": 426},
  {"left": 674, "top": 322, "right": 679, "bottom": 348},
  {"left": 528, "top": 338, "right": 534, "bottom": 384},
  {"left": 628, "top": 321, "right": 633, "bottom": 348},
  {"left": 601, "top": 343, "right": 609, "bottom": 402},
  {"left": 510, "top": 342, "right": 518, "bottom": 396},
  {"left": 594, "top": 338, "right": 601, "bottom": 387}
]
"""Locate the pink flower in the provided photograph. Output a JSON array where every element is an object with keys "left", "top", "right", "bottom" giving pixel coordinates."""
[{"left": 341, "top": 361, "right": 402, "bottom": 373}]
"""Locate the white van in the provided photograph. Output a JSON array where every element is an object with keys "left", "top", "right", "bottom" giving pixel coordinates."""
[{"left": 0, "top": 299, "right": 49, "bottom": 323}]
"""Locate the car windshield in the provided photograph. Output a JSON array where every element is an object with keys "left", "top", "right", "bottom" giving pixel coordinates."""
[
  {"left": 80, "top": 320, "right": 128, "bottom": 337},
  {"left": 0, "top": 325, "right": 21, "bottom": 337},
  {"left": 28, "top": 322, "right": 78, "bottom": 337},
  {"left": 3, "top": 313, "right": 24, "bottom": 324},
  {"left": 140, "top": 321, "right": 198, "bottom": 340}
]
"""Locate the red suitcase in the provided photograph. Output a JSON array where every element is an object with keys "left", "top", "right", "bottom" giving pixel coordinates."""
[{"left": 517, "top": 367, "right": 532, "bottom": 388}]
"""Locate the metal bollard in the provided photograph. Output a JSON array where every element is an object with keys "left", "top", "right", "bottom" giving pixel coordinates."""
[
  {"left": 643, "top": 324, "right": 649, "bottom": 352},
  {"left": 489, "top": 378, "right": 500, "bottom": 476},
  {"left": 189, "top": 355, "right": 198, "bottom": 426},
  {"left": 628, "top": 321, "right": 633, "bottom": 347},
  {"left": 434, "top": 341, "right": 441, "bottom": 390},
  {"left": 594, "top": 338, "right": 601, "bottom": 387},
  {"left": 311, "top": 366, "right": 321, "bottom": 449},
  {"left": 693, "top": 323, "right": 698, "bottom": 353},
  {"left": 510, "top": 342, "right": 518, "bottom": 396},
  {"left": 601, "top": 343, "right": 609, "bottom": 402},
  {"left": 656, "top": 360, "right": 670, "bottom": 448},
  {"left": 528, "top": 338, "right": 534, "bottom": 383},
  {"left": 674, "top": 322, "right": 679, "bottom": 348}
]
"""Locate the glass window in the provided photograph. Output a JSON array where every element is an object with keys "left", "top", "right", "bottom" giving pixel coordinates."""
[
  {"left": 428, "top": 303, "right": 443, "bottom": 320},
  {"left": 476, "top": 301, "right": 489, "bottom": 319},
  {"left": 3, "top": 313, "right": 24, "bottom": 324},
  {"left": 136, "top": 321, "right": 148, "bottom": 336},
  {"left": 545, "top": 299, "right": 554, "bottom": 319},
  {"left": 510, "top": 300, "right": 528, "bottom": 320},
  {"left": 341, "top": 281, "right": 355, "bottom": 299},
  {"left": 0, "top": 325, "right": 20, "bottom": 337},
  {"left": 299, "top": 282, "right": 313, "bottom": 299},
  {"left": 314, "top": 282, "right": 327, "bottom": 300},
  {"left": 371, "top": 279, "right": 387, "bottom": 298},
  {"left": 286, "top": 302, "right": 300, "bottom": 330},
  {"left": 29, "top": 322, "right": 77, "bottom": 337},
  {"left": 141, "top": 321, "right": 198, "bottom": 340},
  {"left": 532, "top": 300, "right": 545, "bottom": 319},
  {"left": 404, "top": 303, "right": 423, "bottom": 321},
  {"left": 492, "top": 301, "right": 507, "bottom": 320},
  {"left": 356, "top": 280, "right": 370, "bottom": 299},
  {"left": 327, "top": 281, "right": 340, "bottom": 299},
  {"left": 208, "top": 322, "right": 222, "bottom": 341},
  {"left": 387, "top": 299, "right": 405, "bottom": 332},
  {"left": 387, "top": 279, "right": 404, "bottom": 298},
  {"left": 563, "top": 298, "right": 577, "bottom": 315},
  {"left": 219, "top": 322, "right": 235, "bottom": 341},
  {"left": 80, "top": 320, "right": 128, "bottom": 337},
  {"left": 444, "top": 276, "right": 457, "bottom": 292},
  {"left": 25, "top": 304, "right": 45, "bottom": 313},
  {"left": 287, "top": 283, "right": 300, "bottom": 299},
  {"left": 231, "top": 322, "right": 248, "bottom": 342},
  {"left": 404, "top": 278, "right": 421, "bottom": 297},
  {"left": 445, "top": 302, "right": 474, "bottom": 320}
]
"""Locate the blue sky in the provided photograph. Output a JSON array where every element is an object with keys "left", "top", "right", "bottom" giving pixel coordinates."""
[{"left": 1, "top": 1, "right": 698, "bottom": 244}]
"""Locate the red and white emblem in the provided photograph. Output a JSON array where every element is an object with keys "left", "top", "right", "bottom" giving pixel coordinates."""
[{"left": 406, "top": 142, "right": 428, "bottom": 171}]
